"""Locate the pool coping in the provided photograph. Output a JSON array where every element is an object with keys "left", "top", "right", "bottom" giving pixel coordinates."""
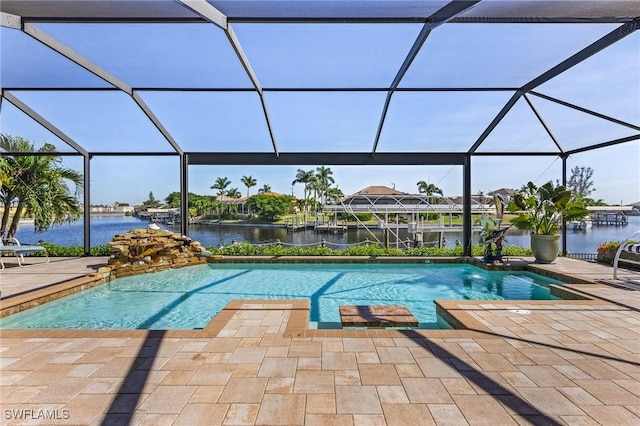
[{"left": 0, "top": 255, "right": 613, "bottom": 339}]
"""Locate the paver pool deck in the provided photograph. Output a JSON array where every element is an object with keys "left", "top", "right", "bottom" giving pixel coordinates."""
[{"left": 0, "top": 256, "right": 638, "bottom": 425}]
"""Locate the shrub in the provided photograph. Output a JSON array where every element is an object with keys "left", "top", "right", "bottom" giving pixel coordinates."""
[
  {"left": 340, "top": 244, "right": 403, "bottom": 257},
  {"left": 284, "top": 246, "right": 334, "bottom": 256},
  {"left": 213, "top": 242, "right": 259, "bottom": 256},
  {"left": 245, "top": 194, "right": 296, "bottom": 221},
  {"left": 39, "top": 243, "right": 110, "bottom": 256},
  {"left": 89, "top": 245, "right": 111, "bottom": 256},
  {"left": 207, "top": 242, "right": 532, "bottom": 258},
  {"left": 596, "top": 241, "right": 620, "bottom": 265},
  {"left": 597, "top": 241, "right": 640, "bottom": 270},
  {"left": 501, "top": 245, "right": 533, "bottom": 256},
  {"left": 32, "top": 241, "right": 532, "bottom": 259}
]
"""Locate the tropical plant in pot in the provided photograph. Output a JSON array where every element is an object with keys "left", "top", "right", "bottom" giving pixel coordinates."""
[{"left": 507, "top": 181, "right": 589, "bottom": 263}]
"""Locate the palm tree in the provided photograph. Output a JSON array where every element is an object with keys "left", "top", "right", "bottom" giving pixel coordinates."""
[
  {"left": 292, "top": 169, "right": 315, "bottom": 220},
  {"left": 226, "top": 188, "right": 241, "bottom": 198},
  {"left": 141, "top": 191, "right": 162, "bottom": 209},
  {"left": 315, "top": 166, "right": 335, "bottom": 205},
  {"left": 292, "top": 169, "right": 314, "bottom": 200},
  {"left": 582, "top": 197, "right": 607, "bottom": 206},
  {"left": 307, "top": 176, "right": 321, "bottom": 214},
  {"left": 325, "top": 186, "right": 344, "bottom": 205},
  {"left": 210, "top": 198, "right": 224, "bottom": 218},
  {"left": 258, "top": 184, "right": 272, "bottom": 194},
  {"left": 191, "top": 198, "right": 206, "bottom": 218},
  {"left": 417, "top": 180, "right": 443, "bottom": 197},
  {"left": 164, "top": 191, "right": 181, "bottom": 208},
  {"left": 241, "top": 175, "right": 257, "bottom": 198},
  {"left": 211, "top": 177, "right": 231, "bottom": 197},
  {"left": 0, "top": 134, "right": 83, "bottom": 238}
]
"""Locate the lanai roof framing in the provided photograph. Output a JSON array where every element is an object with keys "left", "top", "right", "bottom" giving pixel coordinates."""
[{"left": 1, "top": 1, "right": 639, "bottom": 255}]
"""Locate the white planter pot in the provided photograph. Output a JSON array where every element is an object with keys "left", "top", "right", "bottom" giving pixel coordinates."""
[{"left": 531, "top": 234, "right": 560, "bottom": 264}]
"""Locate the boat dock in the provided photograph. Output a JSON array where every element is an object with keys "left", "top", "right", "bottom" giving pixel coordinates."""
[
  {"left": 284, "top": 216, "right": 315, "bottom": 232},
  {"left": 314, "top": 222, "right": 348, "bottom": 233},
  {"left": 285, "top": 223, "right": 314, "bottom": 232},
  {"left": 591, "top": 212, "right": 628, "bottom": 226},
  {"left": 587, "top": 206, "right": 631, "bottom": 226},
  {"left": 284, "top": 216, "right": 348, "bottom": 233}
]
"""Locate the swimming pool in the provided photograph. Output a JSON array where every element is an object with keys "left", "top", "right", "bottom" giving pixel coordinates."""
[{"left": 0, "top": 263, "right": 562, "bottom": 329}]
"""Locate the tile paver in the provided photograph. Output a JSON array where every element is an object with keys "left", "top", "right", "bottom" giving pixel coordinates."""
[
  {"left": 375, "top": 386, "right": 410, "bottom": 404},
  {"left": 172, "top": 403, "right": 229, "bottom": 426},
  {"left": 1, "top": 256, "right": 639, "bottom": 424},
  {"left": 255, "top": 394, "right": 306, "bottom": 425},
  {"left": 304, "top": 413, "right": 353, "bottom": 426},
  {"left": 426, "top": 403, "right": 468, "bottom": 425},
  {"left": 335, "top": 386, "right": 382, "bottom": 415},
  {"left": 452, "top": 394, "right": 518, "bottom": 425},
  {"left": 294, "top": 370, "right": 335, "bottom": 394},
  {"left": 402, "top": 378, "right": 455, "bottom": 404},
  {"left": 359, "top": 364, "right": 401, "bottom": 386},
  {"left": 381, "top": 403, "right": 434, "bottom": 425},
  {"left": 306, "top": 393, "right": 336, "bottom": 414},
  {"left": 218, "top": 377, "right": 267, "bottom": 403}
]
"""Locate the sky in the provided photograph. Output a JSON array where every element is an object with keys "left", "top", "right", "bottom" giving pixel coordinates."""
[{"left": 1, "top": 18, "right": 639, "bottom": 206}]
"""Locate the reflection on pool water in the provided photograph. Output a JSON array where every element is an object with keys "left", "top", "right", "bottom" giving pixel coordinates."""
[{"left": 0, "top": 263, "right": 563, "bottom": 329}]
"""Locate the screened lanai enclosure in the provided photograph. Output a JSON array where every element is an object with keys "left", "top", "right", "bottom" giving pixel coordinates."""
[{"left": 1, "top": 1, "right": 639, "bottom": 255}]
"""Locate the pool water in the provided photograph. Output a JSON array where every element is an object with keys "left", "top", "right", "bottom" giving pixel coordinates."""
[{"left": 0, "top": 263, "right": 562, "bottom": 329}]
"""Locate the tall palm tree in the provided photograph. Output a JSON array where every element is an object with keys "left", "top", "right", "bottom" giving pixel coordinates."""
[
  {"left": 241, "top": 175, "right": 257, "bottom": 198},
  {"left": 211, "top": 177, "right": 231, "bottom": 197},
  {"left": 0, "top": 134, "right": 83, "bottom": 238},
  {"left": 315, "top": 166, "right": 335, "bottom": 205},
  {"left": 292, "top": 169, "right": 315, "bottom": 219},
  {"left": 258, "top": 184, "right": 272, "bottom": 194},
  {"left": 417, "top": 180, "right": 443, "bottom": 197},
  {"left": 292, "top": 169, "right": 314, "bottom": 201},
  {"left": 308, "top": 176, "right": 321, "bottom": 215}
]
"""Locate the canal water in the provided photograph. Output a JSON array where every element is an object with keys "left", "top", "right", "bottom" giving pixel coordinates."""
[{"left": 13, "top": 215, "right": 640, "bottom": 254}]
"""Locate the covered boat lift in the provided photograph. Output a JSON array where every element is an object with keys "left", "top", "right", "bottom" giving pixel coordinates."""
[{"left": 323, "top": 187, "right": 500, "bottom": 248}]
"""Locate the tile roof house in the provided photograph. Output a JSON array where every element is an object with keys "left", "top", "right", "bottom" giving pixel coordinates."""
[{"left": 350, "top": 185, "right": 408, "bottom": 196}]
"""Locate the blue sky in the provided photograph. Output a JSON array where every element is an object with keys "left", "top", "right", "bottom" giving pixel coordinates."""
[{"left": 1, "top": 20, "right": 638, "bottom": 205}]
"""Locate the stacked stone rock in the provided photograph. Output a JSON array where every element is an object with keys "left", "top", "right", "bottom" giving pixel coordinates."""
[{"left": 103, "top": 228, "right": 218, "bottom": 279}]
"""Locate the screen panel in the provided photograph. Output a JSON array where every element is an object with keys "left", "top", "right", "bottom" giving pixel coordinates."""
[
  {"left": 138, "top": 91, "right": 273, "bottom": 152},
  {"left": 33, "top": 23, "right": 253, "bottom": 89},
  {"left": 263, "top": 91, "right": 387, "bottom": 152},
  {"left": 0, "top": 27, "right": 112, "bottom": 89},
  {"left": 9, "top": 91, "right": 175, "bottom": 153},
  {"left": 379, "top": 91, "right": 515, "bottom": 152},
  {"left": 233, "top": 23, "right": 422, "bottom": 88},
  {"left": 401, "top": 23, "right": 619, "bottom": 88}
]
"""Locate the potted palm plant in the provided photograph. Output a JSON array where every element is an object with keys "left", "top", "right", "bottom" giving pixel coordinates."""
[{"left": 507, "top": 181, "right": 589, "bottom": 263}]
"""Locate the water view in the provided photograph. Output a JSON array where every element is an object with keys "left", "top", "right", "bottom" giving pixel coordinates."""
[{"left": 14, "top": 214, "right": 640, "bottom": 254}]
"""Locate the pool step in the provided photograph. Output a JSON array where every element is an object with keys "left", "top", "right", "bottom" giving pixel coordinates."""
[{"left": 339, "top": 305, "right": 418, "bottom": 328}]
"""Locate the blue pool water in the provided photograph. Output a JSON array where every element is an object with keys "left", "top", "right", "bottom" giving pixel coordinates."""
[{"left": 0, "top": 263, "right": 562, "bottom": 330}]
